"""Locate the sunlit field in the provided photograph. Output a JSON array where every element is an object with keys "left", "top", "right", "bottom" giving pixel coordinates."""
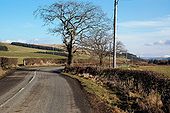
[
  {"left": 0, "top": 43, "right": 65, "bottom": 64},
  {"left": 137, "top": 66, "right": 170, "bottom": 77}
]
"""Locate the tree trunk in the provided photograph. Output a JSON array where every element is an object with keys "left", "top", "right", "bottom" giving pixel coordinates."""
[
  {"left": 67, "top": 47, "right": 73, "bottom": 66},
  {"left": 67, "top": 37, "right": 73, "bottom": 66},
  {"left": 99, "top": 56, "right": 103, "bottom": 66}
]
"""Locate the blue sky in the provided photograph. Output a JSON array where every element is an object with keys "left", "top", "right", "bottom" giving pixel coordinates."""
[{"left": 0, "top": 0, "right": 170, "bottom": 57}]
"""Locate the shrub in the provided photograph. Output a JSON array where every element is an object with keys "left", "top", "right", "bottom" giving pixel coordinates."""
[
  {"left": 35, "top": 51, "right": 67, "bottom": 57},
  {"left": 0, "top": 57, "right": 18, "bottom": 69},
  {"left": 65, "top": 66, "right": 170, "bottom": 113},
  {"left": 0, "top": 45, "right": 8, "bottom": 51},
  {"left": 23, "top": 58, "right": 66, "bottom": 66},
  {"left": 0, "top": 57, "right": 2, "bottom": 69}
]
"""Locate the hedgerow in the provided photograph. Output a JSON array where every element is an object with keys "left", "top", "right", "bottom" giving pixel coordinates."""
[
  {"left": 23, "top": 58, "right": 66, "bottom": 66},
  {"left": 0, "top": 45, "right": 8, "bottom": 51},
  {"left": 0, "top": 57, "right": 18, "bottom": 69},
  {"left": 65, "top": 66, "right": 170, "bottom": 113}
]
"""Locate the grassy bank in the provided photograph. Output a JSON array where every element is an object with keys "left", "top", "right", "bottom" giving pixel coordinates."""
[
  {"left": 63, "top": 73, "right": 124, "bottom": 113},
  {"left": 65, "top": 66, "right": 170, "bottom": 113},
  {"left": 64, "top": 73, "right": 118, "bottom": 104}
]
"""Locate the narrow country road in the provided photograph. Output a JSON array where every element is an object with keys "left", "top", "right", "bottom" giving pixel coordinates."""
[{"left": 0, "top": 67, "right": 92, "bottom": 113}]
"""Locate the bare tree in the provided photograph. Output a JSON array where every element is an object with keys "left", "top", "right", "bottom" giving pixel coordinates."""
[
  {"left": 80, "top": 27, "right": 111, "bottom": 66},
  {"left": 35, "top": 1, "right": 107, "bottom": 66},
  {"left": 116, "top": 41, "right": 126, "bottom": 54}
]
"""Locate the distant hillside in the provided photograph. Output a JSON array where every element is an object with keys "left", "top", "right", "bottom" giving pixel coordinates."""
[
  {"left": 11, "top": 42, "right": 64, "bottom": 52},
  {"left": 0, "top": 42, "right": 66, "bottom": 64},
  {"left": 147, "top": 57, "right": 170, "bottom": 60},
  {"left": 147, "top": 57, "right": 170, "bottom": 65},
  {"left": 119, "top": 52, "right": 145, "bottom": 62}
]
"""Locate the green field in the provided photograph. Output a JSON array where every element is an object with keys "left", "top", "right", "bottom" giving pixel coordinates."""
[
  {"left": 0, "top": 43, "right": 66, "bottom": 64},
  {"left": 136, "top": 66, "right": 170, "bottom": 77}
]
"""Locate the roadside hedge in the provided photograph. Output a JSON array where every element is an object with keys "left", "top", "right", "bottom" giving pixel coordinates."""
[
  {"left": 0, "top": 57, "right": 18, "bottom": 69},
  {"left": 35, "top": 51, "right": 67, "bottom": 57},
  {"left": 65, "top": 66, "right": 170, "bottom": 113},
  {"left": 0, "top": 57, "right": 1, "bottom": 69},
  {"left": 23, "top": 58, "right": 66, "bottom": 66},
  {"left": 0, "top": 45, "right": 8, "bottom": 51}
]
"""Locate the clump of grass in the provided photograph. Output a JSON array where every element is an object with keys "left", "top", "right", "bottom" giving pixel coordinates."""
[{"left": 0, "top": 69, "right": 6, "bottom": 79}]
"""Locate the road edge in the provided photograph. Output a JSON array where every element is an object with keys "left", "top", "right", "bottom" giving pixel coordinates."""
[
  {"left": 61, "top": 73, "right": 114, "bottom": 113},
  {"left": 60, "top": 73, "right": 93, "bottom": 113}
]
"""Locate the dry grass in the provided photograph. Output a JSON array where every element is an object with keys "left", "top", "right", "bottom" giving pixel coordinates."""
[{"left": 0, "top": 69, "right": 6, "bottom": 79}]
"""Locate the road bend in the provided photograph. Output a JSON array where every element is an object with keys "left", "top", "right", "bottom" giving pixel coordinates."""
[{"left": 0, "top": 67, "right": 92, "bottom": 113}]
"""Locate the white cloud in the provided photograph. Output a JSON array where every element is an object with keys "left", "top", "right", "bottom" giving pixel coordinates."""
[
  {"left": 153, "top": 40, "right": 166, "bottom": 45},
  {"left": 164, "top": 55, "right": 170, "bottom": 58},
  {"left": 119, "top": 15, "right": 170, "bottom": 29},
  {"left": 145, "top": 40, "right": 170, "bottom": 46},
  {"left": 2, "top": 39, "right": 26, "bottom": 43},
  {"left": 118, "top": 15, "right": 170, "bottom": 57}
]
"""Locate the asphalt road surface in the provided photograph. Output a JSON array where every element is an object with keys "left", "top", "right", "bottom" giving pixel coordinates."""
[{"left": 0, "top": 67, "right": 92, "bottom": 113}]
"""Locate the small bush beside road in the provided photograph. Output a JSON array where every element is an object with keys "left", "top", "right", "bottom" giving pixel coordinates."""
[
  {"left": 0, "top": 45, "right": 8, "bottom": 51},
  {"left": 0, "top": 68, "right": 6, "bottom": 79},
  {"left": 0, "top": 57, "right": 18, "bottom": 69}
]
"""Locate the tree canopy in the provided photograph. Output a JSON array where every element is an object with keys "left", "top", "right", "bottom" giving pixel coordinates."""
[{"left": 35, "top": 1, "right": 109, "bottom": 65}]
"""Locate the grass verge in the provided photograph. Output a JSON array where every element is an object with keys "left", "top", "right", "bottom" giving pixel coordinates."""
[
  {"left": 0, "top": 69, "right": 6, "bottom": 79},
  {"left": 63, "top": 73, "right": 125, "bottom": 113}
]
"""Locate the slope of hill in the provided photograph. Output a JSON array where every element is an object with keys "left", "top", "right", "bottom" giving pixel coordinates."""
[
  {"left": 11, "top": 42, "right": 64, "bottom": 51},
  {"left": 0, "top": 43, "right": 66, "bottom": 64}
]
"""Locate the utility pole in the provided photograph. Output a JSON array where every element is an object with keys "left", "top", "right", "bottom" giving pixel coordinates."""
[
  {"left": 113, "top": 0, "right": 119, "bottom": 68},
  {"left": 126, "top": 49, "right": 128, "bottom": 65},
  {"left": 109, "top": 41, "right": 112, "bottom": 68},
  {"left": 53, "top": 45, "right": 55, "bottom": 55}
]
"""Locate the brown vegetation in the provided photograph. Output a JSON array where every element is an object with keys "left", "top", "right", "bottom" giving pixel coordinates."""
[
  {"left": 0, "top": 45, "right": 8, "bottom": 51},
  {"left": 0, "top": 57, "right": 18, "bottom": 69},
  {"left": 65, "top": 66, "right": 170, "bottom": 113},
  {"left": 23, "top": 58, "right": 66, "bottom": 66}
]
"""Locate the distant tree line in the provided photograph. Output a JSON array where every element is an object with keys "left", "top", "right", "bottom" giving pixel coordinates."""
[
  {"left": 116, "top": 52, "right": 145, "bottom": 62},
  {"left": 148, "top": 59, "right": 170, "bottom": 65},
  {"left": 35, "top": 51, "right": 67, "bottom": 57},
  {"left": 11, "top": 42, "right": 64, "bottom": 52},
  {"left": 0, "top": 45, "right": 8, "bottom": 51}
]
